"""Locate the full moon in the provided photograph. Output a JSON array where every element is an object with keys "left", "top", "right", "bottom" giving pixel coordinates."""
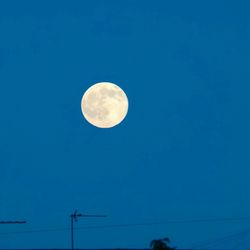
[{"left": 81, "top": 82, "right": 129, "bottom": 128}]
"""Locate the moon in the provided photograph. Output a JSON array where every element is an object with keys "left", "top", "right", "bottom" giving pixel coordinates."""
[{"left": 81, "top": 82, "right": 129, "bottom": 128}]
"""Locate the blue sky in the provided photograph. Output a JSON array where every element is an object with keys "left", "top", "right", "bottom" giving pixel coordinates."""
[{"left": 0, "top": 0, "right": 250, "bottom": 248}]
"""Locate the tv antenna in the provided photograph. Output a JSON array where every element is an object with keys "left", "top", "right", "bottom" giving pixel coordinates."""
[
  {"left": 0, "top": 220, "right": 26, "bottom": 224},
  {"left": 70, "top": 209, "right": 106, "bottom": 250}
]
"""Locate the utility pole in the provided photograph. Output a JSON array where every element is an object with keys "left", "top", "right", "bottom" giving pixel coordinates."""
[{"left": 70, "top": 210, "right": 106, "bottom": 250}]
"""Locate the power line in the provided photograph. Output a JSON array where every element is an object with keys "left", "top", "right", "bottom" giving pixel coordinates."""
[
  {"left": 190, "top": 227, "right": 250, "bottom": 250},
  {"left": 0, "top": 216, "right": 250, "bottom": 236}
]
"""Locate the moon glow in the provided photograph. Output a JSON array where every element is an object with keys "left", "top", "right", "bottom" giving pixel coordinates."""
[{"left": 81, "top": 82, "right": 129, "bottom": 128}]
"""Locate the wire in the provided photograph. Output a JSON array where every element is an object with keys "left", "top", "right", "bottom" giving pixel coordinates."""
[
  {"left": 0, "top": 216, "right": 250, "bottom": 236},
  {"left": 190, "top": 227, "right": 250, "bottom": 250}
]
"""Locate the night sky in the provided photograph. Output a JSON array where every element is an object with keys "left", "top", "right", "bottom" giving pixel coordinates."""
[{"left": 0, "top": 1, "right": 250, "bottom": 249}]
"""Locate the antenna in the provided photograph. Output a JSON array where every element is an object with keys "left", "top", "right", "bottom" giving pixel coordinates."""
[
  {"left": 0, "top": 220, "right": 26, "bottom": 224},
  {"left": 70, "top": 209, "right": 106, "bottom": 250}
]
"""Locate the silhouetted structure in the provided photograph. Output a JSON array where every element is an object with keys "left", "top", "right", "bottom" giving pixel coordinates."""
[
  {"left": 0, "top": 220, "right": 26, "bottom": 224},
  {"left": 70, "top": 210, "right": 106, "bottom": 250}
]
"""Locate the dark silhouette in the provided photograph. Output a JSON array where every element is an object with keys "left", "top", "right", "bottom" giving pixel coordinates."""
[
  {"left": 0, "top": 221, "right": 26, "bottom": 224},
  {"left": 150, "top": 237, "right": 175, "bottom": 250},
  {"left": 70, "top": 209, "right": 106, "bottom": 250}
]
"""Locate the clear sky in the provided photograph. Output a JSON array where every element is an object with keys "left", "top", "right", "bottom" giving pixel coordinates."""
[{"left": 0, "top": 0, "right": 250, "bottom": 249}]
